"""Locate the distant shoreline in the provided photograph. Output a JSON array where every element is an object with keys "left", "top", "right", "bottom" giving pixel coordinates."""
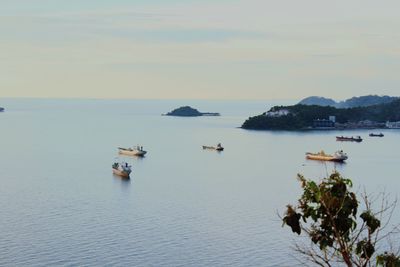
[
  {"left": 241, "top": 99, "right": 400, "bottom": 131},
  {"left": 239, "top": 126, "right": 396, "bottom": 132}
]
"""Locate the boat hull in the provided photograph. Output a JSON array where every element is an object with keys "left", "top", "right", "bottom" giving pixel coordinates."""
[
  {"left": 119, "top": 149, "right": 147, "bottom": 156},
  {"left": 369, "top": 134, "right": 384, "bottom": 137},
  {"left": 202, "top": 146, "right": 224, "bottom": 151},
  {"left": 336, "top": 137, "right": 362, "bottom": 142},
  {"left": 112, "top": 168, "right": 131, "bottom": 178},
  {"left": 306, "top": 154, "right": 347, "bottom": 162},
  {"left": 306, "top": 155, "right": 345, "bottom": 162}
]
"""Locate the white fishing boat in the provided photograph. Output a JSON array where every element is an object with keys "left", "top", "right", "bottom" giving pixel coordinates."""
[
  {"left": 202, "top": 143, "right": 224, "bottom": 151},
  {"left": 118, "top": 146, "right": 147, "bottom": 156},
  {"left": 112, "top": 161, "right": 132, "bottom": 178},
  {"left": 306, "top": 150, "right": 348, "bottom": 162}
]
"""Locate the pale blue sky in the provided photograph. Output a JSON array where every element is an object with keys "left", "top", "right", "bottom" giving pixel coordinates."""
[{"left": 1, "top": 0, "right": 400, "bottom": 100}]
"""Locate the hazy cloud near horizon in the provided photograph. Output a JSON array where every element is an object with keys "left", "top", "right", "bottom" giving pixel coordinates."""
[{"left": 1, "top": 0, "right": 400, "bottom": 100}]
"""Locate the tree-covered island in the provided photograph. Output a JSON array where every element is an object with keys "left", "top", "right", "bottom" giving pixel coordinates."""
[
  {"left": 241, "top": 99, "right": 400, "bottom": 130},
  {"left": 164, "top": 106, "right": 220, "bottom": 117}
]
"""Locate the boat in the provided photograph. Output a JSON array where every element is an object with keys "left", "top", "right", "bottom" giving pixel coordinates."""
[
  {"left": 369, "top": 133, "right": 384, "bottom": 137},
  {"left": 112, "top": 161, "right": 132, "bottom": 178},
  {"left": 336, "top": 136, "right": 363, "bottom": 142},
  {"left": 118, "top": 146, "right": 147, "bottom": 156},
  {"left": 202, "top": 143, "right": 224, "bottom": 151},
  {"left": 306, "top": 150, "right": 348, "bottom": 162}
]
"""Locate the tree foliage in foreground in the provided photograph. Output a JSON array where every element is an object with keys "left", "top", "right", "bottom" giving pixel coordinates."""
[{"left": 282, "top": 172, "right": 400, "bottom": 267}]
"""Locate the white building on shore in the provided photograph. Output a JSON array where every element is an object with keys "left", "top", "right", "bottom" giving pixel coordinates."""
[
  {"left": 386, "top": 121, "right": 400, "bottom": 129},
  {"left": 266, "top": 109, "right": 290, "bottom": 117}
]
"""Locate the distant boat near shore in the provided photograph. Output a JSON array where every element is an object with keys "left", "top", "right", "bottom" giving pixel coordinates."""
[
  {"left": 119, "top": 146, "right": 147, "bottom": 157},
  {"left": 306, "top": 150, "right": 348, "bottom": 162},
  {"left": 336, "top": 136, "right": 363, "bottom": 142},
  {"left": 369, "top": 133, "right": 384, "bottom": 137}
]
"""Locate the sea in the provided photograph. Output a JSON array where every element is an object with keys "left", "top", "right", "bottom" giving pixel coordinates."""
[{"left": 0, "top": 98, "right": 399, "bottom": 266}]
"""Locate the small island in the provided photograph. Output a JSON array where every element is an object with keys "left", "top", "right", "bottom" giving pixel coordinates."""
[
  {"left": 242, "top": 97, "right": 400, "bottom": 130},
  {"left": 164, "top": 106, "right": 220, "bottom": 117}
]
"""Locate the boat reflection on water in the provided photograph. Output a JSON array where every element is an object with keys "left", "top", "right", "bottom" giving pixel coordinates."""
[
  {"left": 112, "top": 173, "right": 132, "bottom": 194},
  {"left": 113, "top": 173, "right": 131, "bottom": 181}
]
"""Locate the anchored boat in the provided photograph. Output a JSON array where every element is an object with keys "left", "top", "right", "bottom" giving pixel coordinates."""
[
  {"left": 336, "top": 136, "right": 363, "bottom": 142},
  {"left": 112, "top": 161, "right": 132, "bottom": 178},
  {"left": 369, "top": 133, "right": 384, "bottom": 137},
  {"left": 202, "top": 143, "right": 224, "bottom": 151},
  {"left": 306, "top": 150, "right": 348, "bottom": 162},
  {"left": 118, "top": 146, "right": 147, "bottom": 157}
]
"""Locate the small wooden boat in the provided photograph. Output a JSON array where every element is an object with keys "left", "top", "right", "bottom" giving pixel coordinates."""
[
  {"left": 336, "top": 136, "right": 363, "bottom": 142},
  {"left": 369, "top": 133, "right": 384, "bottom": 137},
  {"left": 202, "top": 143, "right": 224, "bottom": 151},
  {"left": 118, "top": 146, "right": 147, "bottom": 157},
  {"left": 112, "top": 161, "right": 132, "bottom": 178},
  {"left": 306, "top": 150, "right": 348, "bottom": 162}
]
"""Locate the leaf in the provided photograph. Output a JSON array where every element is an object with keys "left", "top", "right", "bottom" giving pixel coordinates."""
[
  {"left": 356, "top": 240, "right": 375, "bottom": 259},
  {"left": 360, "top": 211, "right": 381, "bottom": 234},
  {"left": 376, "top": 252, "right": 400, "bottom": 266},
  {"left": 283, "top": 205, "right": 302, "bottom": 235}
]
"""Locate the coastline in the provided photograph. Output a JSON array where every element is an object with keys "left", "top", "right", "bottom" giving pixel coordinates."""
[{"left": 240, "top": 127, "right": 397, "bottom": 131}]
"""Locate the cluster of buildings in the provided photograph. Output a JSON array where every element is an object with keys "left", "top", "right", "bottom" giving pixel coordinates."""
[
  {"left": 265, "top": 109, "right": 290, "bottom": 117},
  {"left": 386, "top": 121, "right": 400, "bottom": 129},
  {"left": 313, "top": 116, "right": 336, "bottom": 129},
  {"left": 264, "top": 108, "right": 400, "bottom": 129},
  {"left": 335, "top": 120, "right": 386, "bottom": 129},
  {"left": 313, "top": 116, "right": 400, "bottom": 129}
]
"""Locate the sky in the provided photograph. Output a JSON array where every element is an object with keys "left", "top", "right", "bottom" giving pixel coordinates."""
[{"left": 1, "top": 0, "right": 400, "bottom": 100}]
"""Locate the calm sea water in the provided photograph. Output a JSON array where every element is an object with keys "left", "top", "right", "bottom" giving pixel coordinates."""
[{"left": 0, "top": 98, "right": 399, "bottom": 266}]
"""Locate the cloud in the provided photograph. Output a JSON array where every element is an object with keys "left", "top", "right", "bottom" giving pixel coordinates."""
[
  {"left": 0, "top": 10, "right": 271, "bottom": 45},
  {"left": 1, "top": 0, "right": 400, "bottom": 99}
]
